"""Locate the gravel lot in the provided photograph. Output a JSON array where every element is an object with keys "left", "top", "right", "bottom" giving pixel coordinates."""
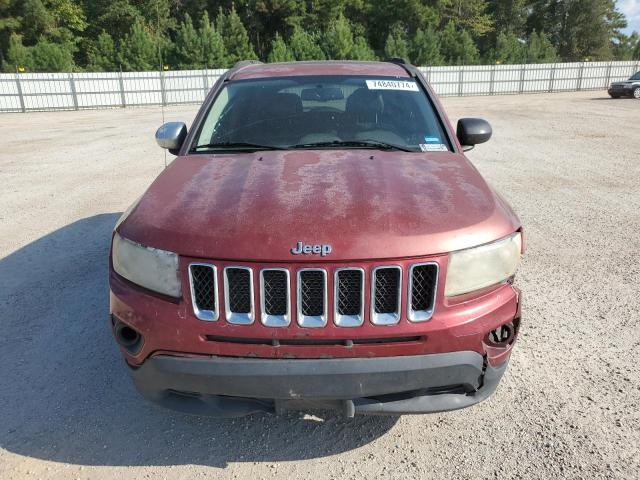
[{"left": 1, "top": 91, "right": 639, "bottom": 479}]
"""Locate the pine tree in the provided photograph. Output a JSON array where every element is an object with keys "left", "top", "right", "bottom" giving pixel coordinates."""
[
  {"left": 199, "top": 11, "right": 226, "bottom": 68},
  {"left": 612, "top": 32, "right": 637, "bottom": 60},
  {"left": 90, "top": 0, "right": 142, "bottom": 42},
  {"left": 237, "top": 0, "right": 306, "bottom": 59},
  {"left": 442, "top": 0, "right": 494, "bottom": 38},
  {"left": 384, "top": 24, "right": 409, "bottom": 60},
  {"left": 4, "top": 33, "right": 32, "bottom": 72},
  {"left": 350, "top": 35, "right": 376, "bottom": 61},
  {"left": 267, "top": 33, "right": 295, "bottom": 62},
  {"left": 118, "top": 19, "right": 159, "bottom": 71},
  {"left": 217, "top": 7, "right": 257, "bottom": 66},
  {"left": 528, "top": 0, "right": 625, "bottom": 61},
  {"left": 457, "top": 29, "right": 481, "bottom": 65},
  {"left": 173, "top": 13, "right": 200, "bottom": 69},
  {"left": 31, "top": 38, "right": 75, "bottom": 71},
  {"left": 138, "top": 0, "right": 174, "bottom": 37},
  {"left": 22, "top": 0, "right": 54, "bottom": 45},
  {"left": 440, "top": 21, "right": 480, "bottom": 65},
  {"left": 290, "top": 28, "right": 326, "bottom": 60},
  {"left": 87, "top": 31, "right": 117, "bottom": 71},
  {"left": 21, "top": 0, "right": 86, "bottom": 59},
  {"left": 323, "top": 13, "right": 354, "bottom": 59},
  {"left": 527, "top": 30, "right": 558, "bottom": 63},
  {"left": 490, "top": 0, "right": 527, "bottom": 35},
  {"left": 411, "top": 26, "right": 442, "bottom": 66},
  {"left": 364, "top": 0, "right": 439, "bottom": 53},
  {"left": 493, "top": 32, "right": 526, "bottom": 64}
]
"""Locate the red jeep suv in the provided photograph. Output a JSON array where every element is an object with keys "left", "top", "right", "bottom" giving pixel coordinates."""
[{"left": 109, "top": 60, "right": 523, "bottom": 417}]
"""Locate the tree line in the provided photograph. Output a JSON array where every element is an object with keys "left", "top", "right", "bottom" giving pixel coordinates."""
[{"left": 1, "top": 0, "right": 639, "bottom": 73}]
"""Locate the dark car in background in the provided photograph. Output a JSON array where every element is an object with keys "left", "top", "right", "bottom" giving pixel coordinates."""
[{"left": 608, "top": 71, "right": 640, "bottom": 99}]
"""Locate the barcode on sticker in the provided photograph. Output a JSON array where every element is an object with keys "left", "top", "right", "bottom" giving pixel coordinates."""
[
  {"left": 420, "top": 144, "right": 448, "bottom": 152},
  {"left": 365, "top": 80, "right": 419, "bottom": 92}
]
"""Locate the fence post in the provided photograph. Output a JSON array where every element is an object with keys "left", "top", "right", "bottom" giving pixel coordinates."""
[
  {"left": 68, "top": 72, "right": 79, "bottom": 110},
  {"left": 489, "top": 64, "right": 495, "bottom": 95},
  {"left": 159, "top": 70, "right": 167, "bottom": 106},
  {"left": 605, "top": 61, "right": 612, "bottom": 89},
  {"left": 202, "top": 69, "right": 209, "bottom": 99},
  {"left": 458, "top": 67, "right": 464, "bottom": 96},
  {"left": 548, "top": 64, "right": 556, "bottom": 93},
  {"left": 118, "top": 68, "right": 126, "bottom": 108},
  {"left": 519, "top": 64, "right": 526, "bottom": 94},
  {"left": 577, "top": 62, "right": 584, "bottom": 91},
  {"left": 15, "top": 73, "right": 26, "bottom": 113}
]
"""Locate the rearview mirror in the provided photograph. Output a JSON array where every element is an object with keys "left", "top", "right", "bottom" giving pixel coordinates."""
[
  {"left": 457, "top": 118, "right": 492, "bottom": 152},
  {"left": 155, "top": 122, "right": 187, "bottom": 155},
  {"left": 301, "top": 87, "right": 344, "bottom": 102}
]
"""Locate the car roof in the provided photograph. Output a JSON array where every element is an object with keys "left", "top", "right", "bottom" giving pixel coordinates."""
[{"left": 228, "top": 61, "right": 411, "bottom": 81}]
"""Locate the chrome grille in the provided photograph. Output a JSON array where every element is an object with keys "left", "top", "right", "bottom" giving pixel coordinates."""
[
  {"left": 297, "top": 269, "right": 327, "bottom": 328},
  {"left": 224, "top": 267, "right": 254, "bottom": 324},
  {"left": 409, "top": 263, "right": 438, "bottom": 322},
  {"left": 334, "top": 268, "right": 364, "bottom": 327},
  {"left": 188, "top": 263, "right": 218, "bottom": 321},
  {"left": 371, "top": 266, "right": 402, "bottom": 325},
  {"left": 260, "top": 269, "right": 290, "bottom": 327}
]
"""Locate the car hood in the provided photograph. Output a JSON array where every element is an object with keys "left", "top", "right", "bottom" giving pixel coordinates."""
[{"left": 119, "top": 150, "right": 521, "bottom": 261}]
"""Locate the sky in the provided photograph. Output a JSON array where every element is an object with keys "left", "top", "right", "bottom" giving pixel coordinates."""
[{"left": 618, "top": 0, "right": 640, "bottom": 34}]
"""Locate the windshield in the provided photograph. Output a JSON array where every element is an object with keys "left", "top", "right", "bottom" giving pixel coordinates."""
[
  {"left": 630, "top": 72, "right": 640, "bottom": 81},
  {"left": 192, "top": 75, "right": 450, "bottom": 153}
]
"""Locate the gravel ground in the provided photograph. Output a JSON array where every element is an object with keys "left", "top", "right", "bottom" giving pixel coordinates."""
[{"left": 1, "top": 91, "right": 639, "bottom": 479}]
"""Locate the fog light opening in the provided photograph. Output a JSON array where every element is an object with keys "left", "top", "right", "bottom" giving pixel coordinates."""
[
  {"left": 487, "top": 322, "right": 515, "bottom": 346},
  {"left": 114, "top": 320, "right": 144, "bottom": 354},
  {"left": 119, "top": 326, "right": 139, "bottom": 346}
]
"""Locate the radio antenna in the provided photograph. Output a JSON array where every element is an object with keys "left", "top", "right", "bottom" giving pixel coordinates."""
[{"left": 157, "top": 2, "right": 167, "bottom": 168}]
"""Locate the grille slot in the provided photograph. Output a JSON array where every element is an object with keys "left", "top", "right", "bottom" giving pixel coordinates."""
[
  {"left": 371, "top": 266, "right": 402, "bottom": 325},
  {"left": 224, "top": 267, "right": 254, "bottom": 325},
  {"left": 408, "top": 263, "right": 438, "bottom": 322},
  {"left": 297, "top": 269, "right": 327, "bottom": 328},
  {"left": 260, "top": 269, "right": 290, "bottom": 327},
  {"left": 334, "top": 268, "right": 364, "bottom": 327},
  {"left": 188, "top": 263, "right": 218, "bottom": 321}
]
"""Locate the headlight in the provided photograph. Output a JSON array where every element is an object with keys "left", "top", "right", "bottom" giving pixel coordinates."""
[
  {"left": 445, "top": 232, "right": 521, "bottom": 297},
  {"left": 112, "top": 232, "right": 181, "bottom": 298}
]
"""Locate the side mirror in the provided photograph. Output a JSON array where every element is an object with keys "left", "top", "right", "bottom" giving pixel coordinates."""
[
  {"left": 457, "top": 118, "right": 492, "bottom": 152},
  {"left": 155, "top": 122, "right": 187, "bottom": 155}
]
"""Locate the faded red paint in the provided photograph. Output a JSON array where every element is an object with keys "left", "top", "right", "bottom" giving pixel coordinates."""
[
  {"left": 118, "top": 150, "right": 520, "bottom": 261},
  {"left": 230, "top": 61, "right": 410, "bottom": 80}
]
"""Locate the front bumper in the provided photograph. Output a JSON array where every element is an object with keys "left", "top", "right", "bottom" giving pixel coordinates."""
[
  {"left": 129, "top": 350, "right": 509, "bottom": 417},
  {"left": 608, "top": 86, "right": 632, "bottom": 96}
]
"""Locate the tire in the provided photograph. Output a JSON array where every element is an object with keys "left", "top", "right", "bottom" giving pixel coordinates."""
[{"left": 633, "top": 87, "right": 640, "bottom": 100}]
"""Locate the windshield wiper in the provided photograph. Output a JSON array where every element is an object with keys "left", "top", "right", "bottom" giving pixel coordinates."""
[
  {"left": 288, "top": 140, "right": 415, "bottom": 152},
  {"left": 191, "top": 142, "right": 285, "bottom": 152}
]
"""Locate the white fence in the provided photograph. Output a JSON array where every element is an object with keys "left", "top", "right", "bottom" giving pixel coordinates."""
[{"left": 0, "top": 61, "right": 638, "bottom": 113}]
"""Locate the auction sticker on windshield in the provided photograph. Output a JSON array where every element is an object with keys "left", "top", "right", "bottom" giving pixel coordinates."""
[{"left": 366, "top": 79, "right": 419, "bottom": 91}]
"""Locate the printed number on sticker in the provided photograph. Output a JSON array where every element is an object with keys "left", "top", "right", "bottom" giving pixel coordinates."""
[{"left": 366, "top": 80, "right": 419, "bottom": 92}]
